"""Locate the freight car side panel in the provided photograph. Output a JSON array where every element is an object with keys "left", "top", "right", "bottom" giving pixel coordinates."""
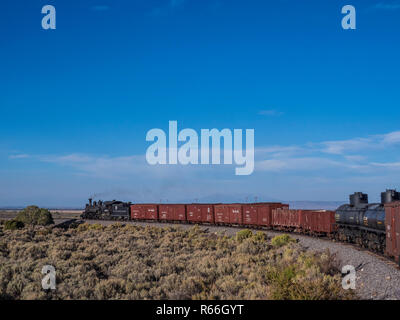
[
  {"left": 158, "top": 205, "right": 171, "bottom": 220},
  {"left": 264, "top": 204, "right": 289, "bottom": 226},
  {"left": 130, "top": 204, "right": 158, "bottom": 220},
  {"left": 321, "top": 211, "right": 336, "bottom": 233},
  {"left": 201, "top": 205, "right": 214, "bottom": 223},
  {"left": 130, "top": 205, "right": 145, "bottom": 220},
  {"left": 214, "top": 205, "right": 231, "bottom": 224},
  {"left": 243, "top": 203, "right": 288, "bottom": 226},
  {"left": 302, "top": 211, "right": 313, "bottom": 232},
  {"left": 290, "top": 210, "right": 302, "bottom": 228},
  {"left": 228, "top": 205, "right": 243, "bottom": 225},
  {"left": 272, "top": 208, "right": 283, "bottom": 226},
  {"left": 243, "top": 205, "right": 258, "bottom": 225},
  {"left": 301, "top": 210, "right": 336, "bottom": 234},
  {"left": 174, "top": 205, "right": 186, "bottom": 221},
  {"left": 385, "top": 202, "right": 400, "bottom": 263},
  {"left": 187, "top": 204, "right": 214, "bottom": 223},
  {"left": 272, "top": 208, "right": 302, "bottom": 229},
  {"left": 159, "top": 204, "right": 186, "bottom": 221},
  {"left": 187, "top": 205, "right": 202, "bottom": 222}
]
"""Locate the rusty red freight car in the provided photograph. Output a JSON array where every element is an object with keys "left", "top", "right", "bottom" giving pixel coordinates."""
[
  {"left": 302, "top": 210, "right": 336, "bottom": 235},
  {"left": 158, "top": 204, "right": 186, "bottom": 221},
  {"left": 385, "top": 201, "right": 400, "bottom": 263},
  {"left": 302, "top": 210, "right": 316, "bottom": 233},
  {"left": 214, "top": 204, "right": 243, "bottom": 225},
  {"left": 130, "top": 204, "right": 158, "bottom": 220},
  {"left": 242, "top": 203, "right": 289, "bottom": 227},
  {"left": 186, "top": 204, "right": 214, "bottom": 224},
  {"left": 272, "top": 208, "right": 303, "bottom": 231}
]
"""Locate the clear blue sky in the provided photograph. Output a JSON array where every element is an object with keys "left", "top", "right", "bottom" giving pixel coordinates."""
[{"left": 1, "top": 0, "right": 400, "bottom": 206}]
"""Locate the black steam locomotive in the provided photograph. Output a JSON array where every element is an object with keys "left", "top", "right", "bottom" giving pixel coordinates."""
[
  {"left": 335, "top": 190, "right": 400, "bottom": 252},
  {"left": 81, "top": 198, "right": 131, "bottom": 220}
]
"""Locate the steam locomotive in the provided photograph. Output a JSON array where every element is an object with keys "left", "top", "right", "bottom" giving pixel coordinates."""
[
  {"left": 81, "top": 189, "right": 400, "bottom": 260},
  {"left": 82, "top": 198, "right": 131, "bottom": 220},
  {"left": 336, "top": 190, "right": 399, "bottom": 253}
]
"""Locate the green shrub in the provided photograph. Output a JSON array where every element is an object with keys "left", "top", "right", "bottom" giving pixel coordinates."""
[
  {"left": 77, "top": 223, "right": 89, "bottom": 232},
  {"left": 252, "top": 231, "right": 267, "bottom": 242},
  {"left": 4, "top": 219, "right": 25, "bottom": 230},
  {"left": 77, "top": 223, "right": 104, "bottom": 232},
  {"left": 236, "top": 229, "right": 253, "bottom": 242},
  {"left": 88, "top": 224, "right": 104, "bottom": 231},
  {"left": 271, "top": 234, "right": 295, "bottom": 247},
  {"left": 266, "top": 266, "right": 297, "bottom": 299},
  {"left": 266, "top": 263, "right": 352, "bottom": 300},
  {"left": 15, "top": 206, "right": 54, "bottom": 226}
]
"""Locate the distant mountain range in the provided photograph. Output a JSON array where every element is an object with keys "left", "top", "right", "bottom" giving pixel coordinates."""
[
  {"left": 0, "top": 206, "right": 82, "bottom": 211},
  {"left": 190, "top": 193, "right": 281, "bottom": 204},
  {"left": 0, "top": 194, "right": 346, "bottom": 211},
  {"left": 287, "top": 201, "right": 345, "bottom": 210},
  {"left": 179, "top": 193, "right": 345, "bottom": 210}
]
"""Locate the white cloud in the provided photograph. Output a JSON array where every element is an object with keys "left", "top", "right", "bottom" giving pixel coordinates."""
[
  {"left": 255, "top": 146, "right": 308, "bottom": 158},
  {"left": 41, "top": 154, "right": 93, "bottom": 163},
  {"left": 35, "top": 152, "right": 234, "bottom": 180},
  {"left": 320, "top": 137, "right": 374, "bottom": 155},
  {"left": 319, "top": 131, "right": 400, "bottom": 155},
  {"left": 257, "top": 157, "right": 352, "bottom": 172},
  {"left": 256, "top": 130, "right": 400, "bottom": 173},
  {"left": 382, "top": 131, "right": 400, "bottom": 144},
  {"left": 39, "top": 154, "right": 150, "bottom": 178},
  {"left": 371, "top": 162, "right": 400, "bottom": 168},
  {"left": 344, "top": 155, "right": 366, "bottom": 162}
]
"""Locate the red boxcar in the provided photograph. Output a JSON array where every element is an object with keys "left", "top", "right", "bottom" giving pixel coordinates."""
[
  {"left": 385, "top": 202, "right": 400, "bottom": 263},
  {"left": 130, "top": 204, "right": 158, "bottom": 220},
  {"left": 158, "top": 204, "right": 186, "bottom": 221},
  {"left": 186, "top": 204, "right": 214, "bottom": 223},
  {"left": 302, "top": 210, "right": 336, "bottom": 235},
  {"left": 242, "top": 203, "right": 289, "bottom": 227},
  {"left": 272, "top": 208, "right": 303, "bottom": 230},
  {"left": 302, "top": 210, "right": 315, "bottom": 232},
  {"left": 214, "top": 204, "right": 243, "bottom": 225}
]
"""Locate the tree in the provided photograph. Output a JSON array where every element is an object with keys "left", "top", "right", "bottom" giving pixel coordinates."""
[
  {"left": 16, "top": 205, "right": 54, "bottom": 226},
  {"left": 4, "top": 219, "right": 25, "bottom": 230}
]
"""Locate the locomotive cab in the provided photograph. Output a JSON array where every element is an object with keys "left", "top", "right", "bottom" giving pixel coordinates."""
[{"left": 103, "top": 200, "right": 131, "bottom": 218}]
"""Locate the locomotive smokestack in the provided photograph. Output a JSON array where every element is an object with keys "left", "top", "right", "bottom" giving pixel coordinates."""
[
  {"left": 349, "top": 192, "right": 368, "bottom": 207},
  {"left": 381, "top": 189, "right": 400, "bottom": 204},
  {"left": 89, "top": 198, "right": 92, "bottom": 206}
]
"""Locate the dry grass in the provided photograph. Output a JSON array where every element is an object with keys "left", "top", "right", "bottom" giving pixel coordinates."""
[{"left": 0, "top": 223, "right": 355, "bottom": 300}]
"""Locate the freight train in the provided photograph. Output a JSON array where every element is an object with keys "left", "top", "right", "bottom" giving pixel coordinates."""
[{"left": 81, "top": 190, "right": 400, "bottom": 264}]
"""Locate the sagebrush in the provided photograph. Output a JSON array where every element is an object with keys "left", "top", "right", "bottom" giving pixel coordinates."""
[
  {"left": 15, "top": 206, "right": 54, "bottom": 226},
  {"left": 0, "top": 223, "right": 355, "bottom": 300}
]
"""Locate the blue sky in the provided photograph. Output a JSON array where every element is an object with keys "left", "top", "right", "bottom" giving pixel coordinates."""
[{"left": 1, "top": 0, "right": 400, "bottom": 206}]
